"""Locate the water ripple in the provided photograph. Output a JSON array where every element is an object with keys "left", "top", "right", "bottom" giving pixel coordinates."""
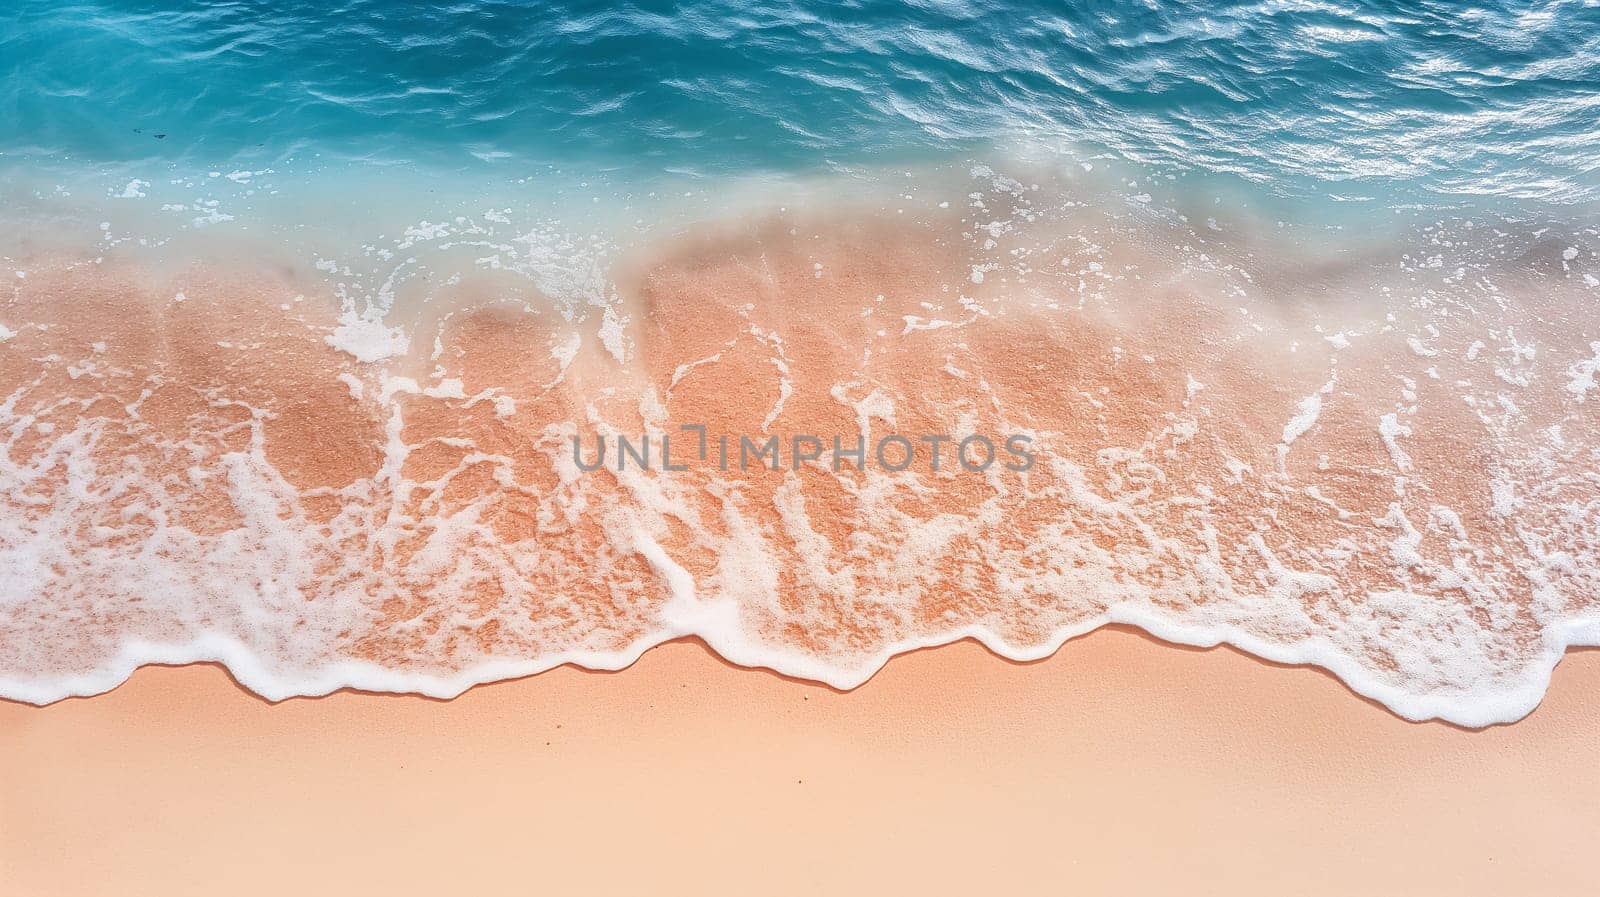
[{"left": 1, "top": 0, "right": 1597, "bottom": 204}]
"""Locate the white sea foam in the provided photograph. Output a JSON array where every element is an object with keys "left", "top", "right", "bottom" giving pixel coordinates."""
[
  {"left": 1281, "top": 377, "right": 1335, "bottom": 447},
  {"left": 327, "top": 311, "right": 410, "bottom": 362},
  {"left": 1567, "top": 341, "right": 1600, "bottom": 400}
]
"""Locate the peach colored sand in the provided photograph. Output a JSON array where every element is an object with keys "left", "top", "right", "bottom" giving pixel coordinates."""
[{"left": 3, "top": 632, "right": 1599, "bottom": 897}]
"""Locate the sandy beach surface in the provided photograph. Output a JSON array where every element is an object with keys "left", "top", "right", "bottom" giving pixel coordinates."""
[
  {"left": 7, "top": 3, "right": 1600, "bottom": 894},
  {"left": 4, "top": 630, "right": 1598, "bottom": 897}
]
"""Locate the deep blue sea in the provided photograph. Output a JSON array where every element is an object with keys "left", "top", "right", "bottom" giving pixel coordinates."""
[{"left": 4, "top": 0, "right": 1599, "bottom": 208}]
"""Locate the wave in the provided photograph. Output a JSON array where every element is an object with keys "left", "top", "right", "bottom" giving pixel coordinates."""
[{"left": 2, "top": 163, "right": 1596, "bottom": 726}]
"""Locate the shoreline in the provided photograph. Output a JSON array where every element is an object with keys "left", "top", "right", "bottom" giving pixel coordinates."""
[
  {"left": 6, "top": 628, "right": 1600, "bottom": 896},
  {"left": 10, "top": 621, "right": 1597, "bottom": 731},
  {"left": 11, "top": 624, "right": 1600, "bottom": 728}
]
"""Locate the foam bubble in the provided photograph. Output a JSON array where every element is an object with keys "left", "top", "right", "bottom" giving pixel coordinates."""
[{"left": 327, "top": 312, "right": 410, "bottom": 362}]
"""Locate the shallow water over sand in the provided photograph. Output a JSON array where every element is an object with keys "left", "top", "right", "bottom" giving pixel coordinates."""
[{"left": 2, "top": 166, "right": 1597, "bottom": 724}]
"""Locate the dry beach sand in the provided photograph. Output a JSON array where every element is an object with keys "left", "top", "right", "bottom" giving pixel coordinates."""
[{"left": 4, "top": 631, "right": 1599, "bottom": 897}]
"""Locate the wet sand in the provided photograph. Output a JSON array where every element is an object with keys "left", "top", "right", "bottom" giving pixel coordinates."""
[
  {"left": 6, "top": 205, "right": 1597, "bottom": 721},
  {"left": 4, "top": 631, "right": 1599, "bottom": 897}
]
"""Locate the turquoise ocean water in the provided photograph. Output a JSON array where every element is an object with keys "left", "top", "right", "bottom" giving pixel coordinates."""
[{"left": 3, "top": 0, "right": 1599, "bottom": 210}]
